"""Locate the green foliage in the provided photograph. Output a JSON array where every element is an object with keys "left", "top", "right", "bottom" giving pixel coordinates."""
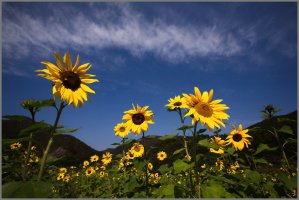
[
  {"left": 173, "top": 159, "right": 193, "bottom": 174},
  {"left": 158, "top": 134, "right": 178, "bottom": 141},
  {"left": 278, "top": 125, "right": 294, "bottom": 135},
  {"left": 3, "top": 115, "right": 29, "bottom": 121},
  {"left": 2, "top": 181, "right": 52, "bottom": 198},
  {"left": 201, "top": 180, "right": 236, "bottom": 198},
  {"left": 54, "top": 128, "right": 79, "bottom": 136},
  {"left": 176, "top": 125, "right": 194, "bottom": 131},
  {"left": 198, "top": 138, "right": 218, "bottom": 149},
  {"left": 18, "top": 121, "right": 51, "bottom": 137},
  {"left": 254, "top": 143, "right": 278, "bottom": 155}
]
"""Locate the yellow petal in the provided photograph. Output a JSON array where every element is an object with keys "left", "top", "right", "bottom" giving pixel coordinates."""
[
  {"left": 81, "top": 84, "right": 95, "bottom": 94},
  {"left": 208, "top": 89, "right": 214, "bottom": 102},
  {"left": 194, "top": 87, "right": 201, "bottom": 99}
]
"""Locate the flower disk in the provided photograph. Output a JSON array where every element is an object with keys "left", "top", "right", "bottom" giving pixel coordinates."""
[
  {"left": 130, "top": 143, "right": 144, "bottom": 158},
  {"left": 122, "top": 104, "right": 154, "bottom": 135},
  {"left": 114, "top": 123, "right": 130, "bottom": 138},
  {"left": 165, "top": 95, "right": 188, "bottom": 110},
  {"left": 183, "top": 87, "right": 229, "bottom": 130},
  {"left": 225, "top": 124, "right": 252, "bottom": 151},
  {"left": 102, "top": 152, "right": 112, "bottom": 165},
  {"left": 157, "top": 151, "right": 167, "bottom": 161},
  {"left": 36, "top": 52, "right": 99, "bottom": 108}
]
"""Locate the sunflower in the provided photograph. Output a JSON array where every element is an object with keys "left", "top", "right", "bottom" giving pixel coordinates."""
[
  {"left": 210, "top": 148, "right": 224, "bottom": 154},
  {"left": 122, "top": 104, "right": 154, "bottom": 135},
  {"left": 157, "top": 151, "right": 167, "bottom": 161},
  {"left": 102, "top": 152, "right": 112, "bottom": 165},
  {"left": 83, "top": 160, "right": 89, "bottom": 168},
  {"left": 130, "top": 143, "right": 144, "bottom": 157},
  {"left": 211, "top": 136, "right": 226, "bottom": 147},
  {"left": 125, "top": 150, "right": 135, "bottom": 160},
  {"left": 57, "top": 173, "right": 65, "bottom": 181},
  {"left": 114, "top": 123, "right": 130, "bottom": 138},
  {"left": 90, "top": 155, "right": 99, "bottom": 162},
  {"left": 99, "top": 171, "right": 105, "bottom": 178},
  {"left": 85, "top": 167, "right": 95, "bottom": 176},
  {"left": 63, "top": 175, "right": 71, "bottom": 183},
  {"left": 59, "top": 168, "right": 67, "bottom": 174},
  {"left": 165, "top": 95, "right": 188, "bottom": 110},
  {"left": 225, "top": 124, "right": 252, "bottom": 151},
  {"left": 183, "top": 87, "right": 229, "bottom": 130},
  {"left": 36, "top": 52, "right": 99, "bottom": 108},
  {"left": 10, "top": 142, "right": 22, "bottom": 150}
]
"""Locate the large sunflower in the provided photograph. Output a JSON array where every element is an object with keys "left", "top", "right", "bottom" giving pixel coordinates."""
[
  {"left": 122, "top": 104, "right": 154, "bottom": 135},
  {"left": 225, "top": 124, "right": 252, "bottom": 151},
  {"left": 165, "top": 95, "right": 188, "bottom": 110},
  {"left": 36, "top": 52, "right": 99, "bottom": 107},
  {"left": 183, "top": 87, "right": 229, "bottom": 130}
]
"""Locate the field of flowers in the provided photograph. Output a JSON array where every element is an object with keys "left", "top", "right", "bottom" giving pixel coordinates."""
[{"left": 2, "top": 52, "right": 297, "bottom": 198}]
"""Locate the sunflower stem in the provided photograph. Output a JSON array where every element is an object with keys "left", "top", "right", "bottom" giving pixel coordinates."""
[
  {"left": 178, "top": 108, "right": 191, "bottom": 161},
  {"left": 192, "top": 121, "right": 199, "bottom": 195},
  {"left": 273, "top": 128, "right": 291, "bottom": 173},
  {"left": 37, "top": 101, "right": 65, "bottom": 181},
  {"left": 142, "top": 131, "right": 149, "bottom": 196}
]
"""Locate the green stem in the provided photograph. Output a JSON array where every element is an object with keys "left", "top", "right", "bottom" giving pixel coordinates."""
[
  {"left": 142, "top": 131, "right": 149, "bottom": 196},
  {"left": 178, "top": 108, "right": 191, "bottom": 159},
  {"left": 192, "top": 121, "right": 199, "bottom": 196},
  {"left": 273, "top": 129, "right": 291, "bottom": 172},
  {"left": 22, "top": 133, "right": 33, "bottom": 181},
  {"left": 37, "top": 101, "right": 65, "bottom": 181}
]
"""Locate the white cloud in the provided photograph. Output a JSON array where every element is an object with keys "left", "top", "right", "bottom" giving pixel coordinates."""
[{"left": 3, "top": 3, "right": 244, "bottom": 64}]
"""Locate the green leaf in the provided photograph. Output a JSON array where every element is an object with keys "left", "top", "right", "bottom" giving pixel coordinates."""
[
  {"left": 158, "top": 164, "right": 170, "bottom": 174},
  {"left": 123, "top": 139, "right": 136, "bottom": 145},
  {"left": 111, "top": 142, "right": 120, "bottom": 146},
  {"left": 54, "top": 128, "right": 79, "bottom": 135},
  {"left": 2, "top": 181, "right": 52, "bottom": 198},
  {"left": 277, "top": 173, "right": 297, "bottom": 190},
  {"left": 176, "top": 125, "right": 194, "bottom": 131},
  {"left": 254, "top": 143, "right": 278, "bottom": 155},
  {"left": 37, "top": 99, "right": 56, "bottom": 109},
  {"left": 124, "top": 176, "right": 139, "bottom": 193},
  {"left": 226, "top": 147, "right": 235, "bottom": 155},
  {"left": 244, "top": 169, "right": 261, "bottom": 184},
  {"left": 172, "top": 148, "right": 185, "bottom": 156},
  {"left": 264, "top": 181, "right": 279, "bottom": 198},
  {"left": 2, "top": 137, "right": 30, "bottom": 146},
  {"left": 279, "top": 125, "right": 294, "bottom": 135},
  {"left": 254, "top": 158, "right": 268, "bottom": 164},
  {"left": 173, "top": 159, "right": 192, "bottom": 174},
  {"left": 277, "top": 118, "right": 296, "bottom": 123},
  {"left": 201, "top": 181, "right": 237, "bottom": 198},
  {"left": 3, "top": 115, "right": 29, "bottom": 121},
  {"left": 18, "top": 121, "right": 51, "bottom": 137},
  {"left": 159, "top": 184, "right": 175, "bottom": 198},
  {"left": 197, "top": 128, "right": 207, "bottom": 134},
  {"left": 283, "top": 138, "right": 297, "bottom": 148},
  {"left": 159, "top": 134, "right": 178, "bottom": 141},
  {"left": 198, "top": 138, "right": 218, "bottom": 149}
]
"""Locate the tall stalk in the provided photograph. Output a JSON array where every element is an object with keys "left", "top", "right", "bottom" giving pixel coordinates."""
[
  {"left": 37, "top": 101, "right": 65, "bottom": 181},
  {"left": 178, "top": 108, "right": 191, "bottom": 160},
  {"left": 142, "top": 131, "right": 149, "bottom": 196},
  {"left": 192, "top": 121, "right": 199, "bottom": 194}
]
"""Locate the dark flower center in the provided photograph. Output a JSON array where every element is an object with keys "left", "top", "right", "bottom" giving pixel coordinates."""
[
  {"left": 134, "top": 145, "right": 141, "bottom": 152},
  {"left": 132, "top": 114, "right": 145, "bottom": 125},
  {"left": 174, "top": 102, "right": 182, "bottom": 107},
  {"left": 232, "top": 133, "right": 243, "bottom": 142},
  {"left": 119, "top": 127, "right": 126, "bottom": 132},
  {"left": 61, "top": 71, "right": 81, "bottom": 91},
  {"left": 195, "top": 102, "right": 213, "bottom": 117}
]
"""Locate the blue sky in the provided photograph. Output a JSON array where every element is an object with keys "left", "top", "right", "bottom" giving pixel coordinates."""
[{"left": 2, "top": 2, "right": 297, "bottom": 151}]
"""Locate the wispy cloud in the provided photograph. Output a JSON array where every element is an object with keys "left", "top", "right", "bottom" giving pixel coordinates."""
[{"left": 3, "top": 3, "right": 244, "bottom": 63}]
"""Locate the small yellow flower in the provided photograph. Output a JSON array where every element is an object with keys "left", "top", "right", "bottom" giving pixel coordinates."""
[
  {"left": 100, "top": 166, "right": 106, "bottom": 171},
  {"left": 225, "top": 124, "right": 252, "bottom": 151},
  {"left": 154, "top": 172, "right": 159, "bottom": 178},
  {"left": 31, "top": 146, "right": 36, "bottom": 151},
  {"left": 83, "top": 160, "right": 89, "bottom": 168},
  {"left": 114, "top": 122, "right": 130, "bottom": 138},
  {"left": 122, "top": 104, "right": 154, "bottom": 135},
  {"left": 63, "top": 175, "right": 71, "bottom": 183},
  {"left": 165, "top": 95, "right": 188, "bottom": 110},
  {"left": 99, "top": 171, "right": 105, "bottom": 178},
  {"left": 90, "top": 155, "right": 99, "bottom": 162},
  {"left": 85, "top": 167, "right": 95, "bottom": 176},
  {"left": 130, "top": 143, "right": 144, "bottom": 157},
  {"left": 148, "top": 162, "right": 153, "bottom": 171},
  {"left": 59, "top": 167, "right": 67, "bottom": 174},
  {"left": 102, "top": 152, "right": 112, "bottom": 165},
  {"left": 57, "top": 173, "right": 65, "bottom": 181},
  {"left": 157, "top": 151, "right": 167, "bottom": 161},
  {"left": 210, "top": 147, "right": 224, "bottom": 154},
  {"left": 211, "top": 136, "right": 225, "bottom": 146},
  {"left": 10, "top": 142, "right": 22, "bottom": 150},
  {"left": 185, "top": 154, "right": 192, "bottom": 162},
  {"left": 125, "top": 150, "right": 135, "bottom": 160},
  {"left": 201, "top": 164, "right": 206, "bottom": 169}
]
